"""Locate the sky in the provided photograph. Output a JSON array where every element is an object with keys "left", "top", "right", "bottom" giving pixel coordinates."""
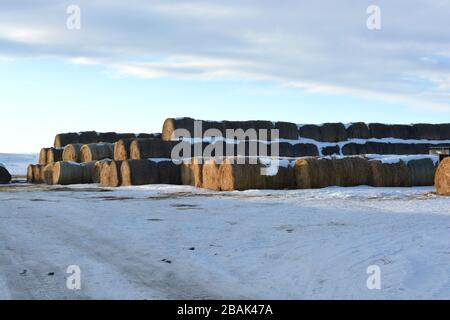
[{"left": 1, "top": 1, "right": 450, "bottom": 152}]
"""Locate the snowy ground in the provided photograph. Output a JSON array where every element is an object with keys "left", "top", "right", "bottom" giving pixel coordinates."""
[{"left": 0, "top": 182, "right": 449, "bottom": 300}]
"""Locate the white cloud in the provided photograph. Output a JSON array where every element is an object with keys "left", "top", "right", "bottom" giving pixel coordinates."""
[{"left": 1, "top": 0, "right": 450, "bottom": 110}]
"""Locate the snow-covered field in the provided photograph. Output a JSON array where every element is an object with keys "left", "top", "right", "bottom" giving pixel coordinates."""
[{"left": 0, "top": 182, "right": 449, "bottom": 300}]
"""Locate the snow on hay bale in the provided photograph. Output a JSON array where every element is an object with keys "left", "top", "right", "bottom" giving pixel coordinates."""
[
  {"left": 130, "top": 139, "right": 178, "bottom": 160},
  {"left": 39, "top": 148, "right": 50, "bottom": 165},
  {"left": 43, "top": 164, "right": 54, "bottom": 185},
  {"left": 62, "top": 143, "right": 84, "bottom": 162},
  {"left": 181, "top": 158, "right": 203, "bottom": 188},
  {"left": 46, "top": 148, "right": 63, "bottom": 164},
  {"left": 435, "top": 157, "right": 450, "bottom": 195},
  {"left": 52, "top": 161, "right": 99, "bottom": 185},
  {"left": 120, "top": 159, "right": 159, "bottom": 186},
  {"left": 80, "top": 143, "right": 114, "bottom": 162}
]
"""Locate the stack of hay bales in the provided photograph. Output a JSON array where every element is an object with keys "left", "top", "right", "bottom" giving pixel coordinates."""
[{"left": 0, "top": 164, "right": 11, "bottom": 184}]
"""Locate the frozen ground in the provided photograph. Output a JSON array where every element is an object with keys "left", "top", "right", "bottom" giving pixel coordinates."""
[{"left": 0, "top": 182, "right": 449, "bottom": 300}]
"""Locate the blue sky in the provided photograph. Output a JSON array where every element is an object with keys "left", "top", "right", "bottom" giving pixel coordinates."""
[{"left": 1, "top": 1, "right": 450, "bottom": 152}]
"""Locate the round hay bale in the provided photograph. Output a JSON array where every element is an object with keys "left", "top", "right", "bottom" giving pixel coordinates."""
[
  {"left": 97, "top": 160, "right": 113, "bottom": 187},
  {"left": 94, "top": 160, "right": 111, "bottom": 184},
  {"left": 202, "top": 159, "right": 222, "bottom": 190},
  {"left": 52, "top": 161, "right": 84, "bottom": 185},
  {"left": 438, "top": 124, "right": 450, "bottom": 140},
  {"left": 27, "top": 164, "right": 35, "bottom": 183},
  {"left": 261, "top": 160, "right": 296, "bottom": 190},
  {"left": 32, "top": 164, "right": 45, "bottom": 184},
  {"left": 319, "top": 123, "right": 348, "bottom": 142},
  {"left": 130, "top": 139, "right": 178, "bottom": 160},
  {"left": 137, "top": 133, "right": 161, "bottom": 139},
  {"left": 47, "top": 148, "right": 63, "bottom": 163},
  {"left": 120, "top": 160, "right": 158, "bottom": 186},
  {"left": 391, "top": 125, "right": 413, "bottom": 139},
  {"left": 43, "top": 164, "right": 54, "bottom": 185},
  {"left": 292, "top": 143, "right": 320, "bottom": 157},
  {"left": 298, "top": 124, "right": 322, "bottom": 141},
  {"left": 80, "top": 143, "right": 114, "bottom": 162},
  {"left": 369, "top": 160, "right": 410, "bottom": 187},
  {"left": 157, "top": 160, "right": 182, "bottom": 185},
  {"left": 346, "top": 122, "right": 370, "bottom": 139},
  {"left": 407, "top": 158, "right": 436, "bottom": 186},
  {"left": 108, "top": 160, "right": 123, "bottom": 187},
  {"left": 62, "top": 143, "right": 84, "bottom": 162},
  {"left": 412, "top": 124, "right": 441, "bottom": 140},
  {"left": 0, "top": 165, "right": 11, "bottom": 184},
  {"left": 322, "top": 145, "right": 340, "bottom": 156},
  {"left": 332, "top": 157, "right": 371, "bottom": 187},
  {"left": 78, "top": 131, "right": 99, "bottom": 144},
  {"left": 369, "top": 123, "right": 393, "bottom": 139},
  {"left": 274, "top": 121, "right": 299, "bottom": 140},
  {"left": 39, "top": 148, "right": 50, "bottom": 165},
  {"left": 114, "top": 138, "right": 134, "bottom": 161},
  {"left": 435, "top": 157, "right": 450, "bottom": 195},
  {"left": 162, "top": 117, "right": 196, "bottom": 141},
  {"left": 54, "top": 132, "right": 80, "bottom": 148},
  {"left": 81, "top": 161, "right": 97, "bottom": 184},
  {"left": 181, "top": 158, "right": 203, "bottom": 188},
  {"left": 218, "top": 158, "right": 264, "bottom": 191},
  {"left": 98, "top": 132, "right": 119, "bottom": 143},
  {"left": 294, "top": 158, "right": 334, "bottom": 189}
]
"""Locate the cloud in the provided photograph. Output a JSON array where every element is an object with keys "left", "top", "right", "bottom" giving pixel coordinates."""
[{"left": 1, "top": 0, "right": 450, "bottom": 110}]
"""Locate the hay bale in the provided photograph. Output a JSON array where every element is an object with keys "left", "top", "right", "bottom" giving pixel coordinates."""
[
  {"left": 292, "top": 143, "right": 319, "bottom": 157},
  {"left": 261, "top": 160, "right": 296, "bottom": 190},
  {"left": 120, "top": 159, "right": 159, "bottom": 186},
  {"left": 52, "top": 161, "right": 84, "bottom": 185},
  {"left": 47, "top": 148, "right": 63, "bottom": 163},
  {"left": 54, "top": 132, "right": 80, "bottom": 148},
  {"left": 130, "top": 139, "right": 178, "bottom": 160},
  {"left": 32, "top": 164, "right": 45, "bottom": 184},
  {"left": 346, "top": 122, "right": 370, "bottom": 139},
  {"left": 80, "top": 143, "right": 114, "bottom": 162},
  {"left": 162, "top": 117, "right": 196, "bottom": 141},
  {"left": 222, "top": 120, "right": 274, "bottom": 140},
  {"left": 369, "top": 160, "right": 410, "bottom": 187},
  {"left": 322, "top": 145, "right": 340, "bottom": 156},
  {"left": 369, "top": 123, "right": 392, "bottom": 139},
  {"left": 342, "top": 142, "right": 430, "bottom": 155},
  {"left": 0, "top": 165, "right": 11, "bottom": 184},
  {"left": 219, "top": 158, "right": 265, "bottom": 191},
  {"left": 39, "top": 148, "right": 50, "bottom": 165},
  {"left": 435, "top": 157, "right": 450, "bottom": 195},
  {"left": 412, "top": 124, "right": 441, "bottom": 140},
  {"left": 43, "top": 164, "right": 54, "bottom": 185},
  {"left": 320, "top": 123, "right": 348, "bottom": 142},
  {"left": 97, "top": 160, "right": 113, "bottom": 187},
  {"left": 98, "top": 132, "right": 119, "bottom": 143},
  {"left": 294, "top": 158, "right": 334, "bottom": 189},
  {"left": 391, "top": 125, "right": 413, "bottom": 139},
  {"left": 27, "top": 164, "right": 35, "bottom": 183},
  {"left": 298, "top": 124, "right": 322, "bottom": 141},
  {"left": 78, "top": 131, "right": 99, "bottom": 144},
  {"left": 62, "top": 143, "right": 84, "bottom": 162},
  {"left": 438, "top": 124, "right": 450, "bottom": 140},
  {"left": 94, "top": 160, "right": 111, "bottom": 184},
  {"left": 157, "top": 160, "right": 181, "bottom": 185},
  {"left": 81, "top": 161, "right": 97, "bottom": 184},
  {"left": 202, "top": 158, "right": 222, "bottom": 190},
  {"left": 108, "top": 160, "right": 123, "bottom": 187},
  {"left": 181, "top": 158, "right": 203, "bottom": 188},
  {"left": 407, "top": 158, "right": 436, "bottom": 186},
  {"left": 332, "top": 157, "right": 371, "bottom": 187},
  {"left": 274, "top": 122, "right": 299, "bottom": 140},
  {"left": 114, "top": 138, "right": 134, "bottom": 160}
]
